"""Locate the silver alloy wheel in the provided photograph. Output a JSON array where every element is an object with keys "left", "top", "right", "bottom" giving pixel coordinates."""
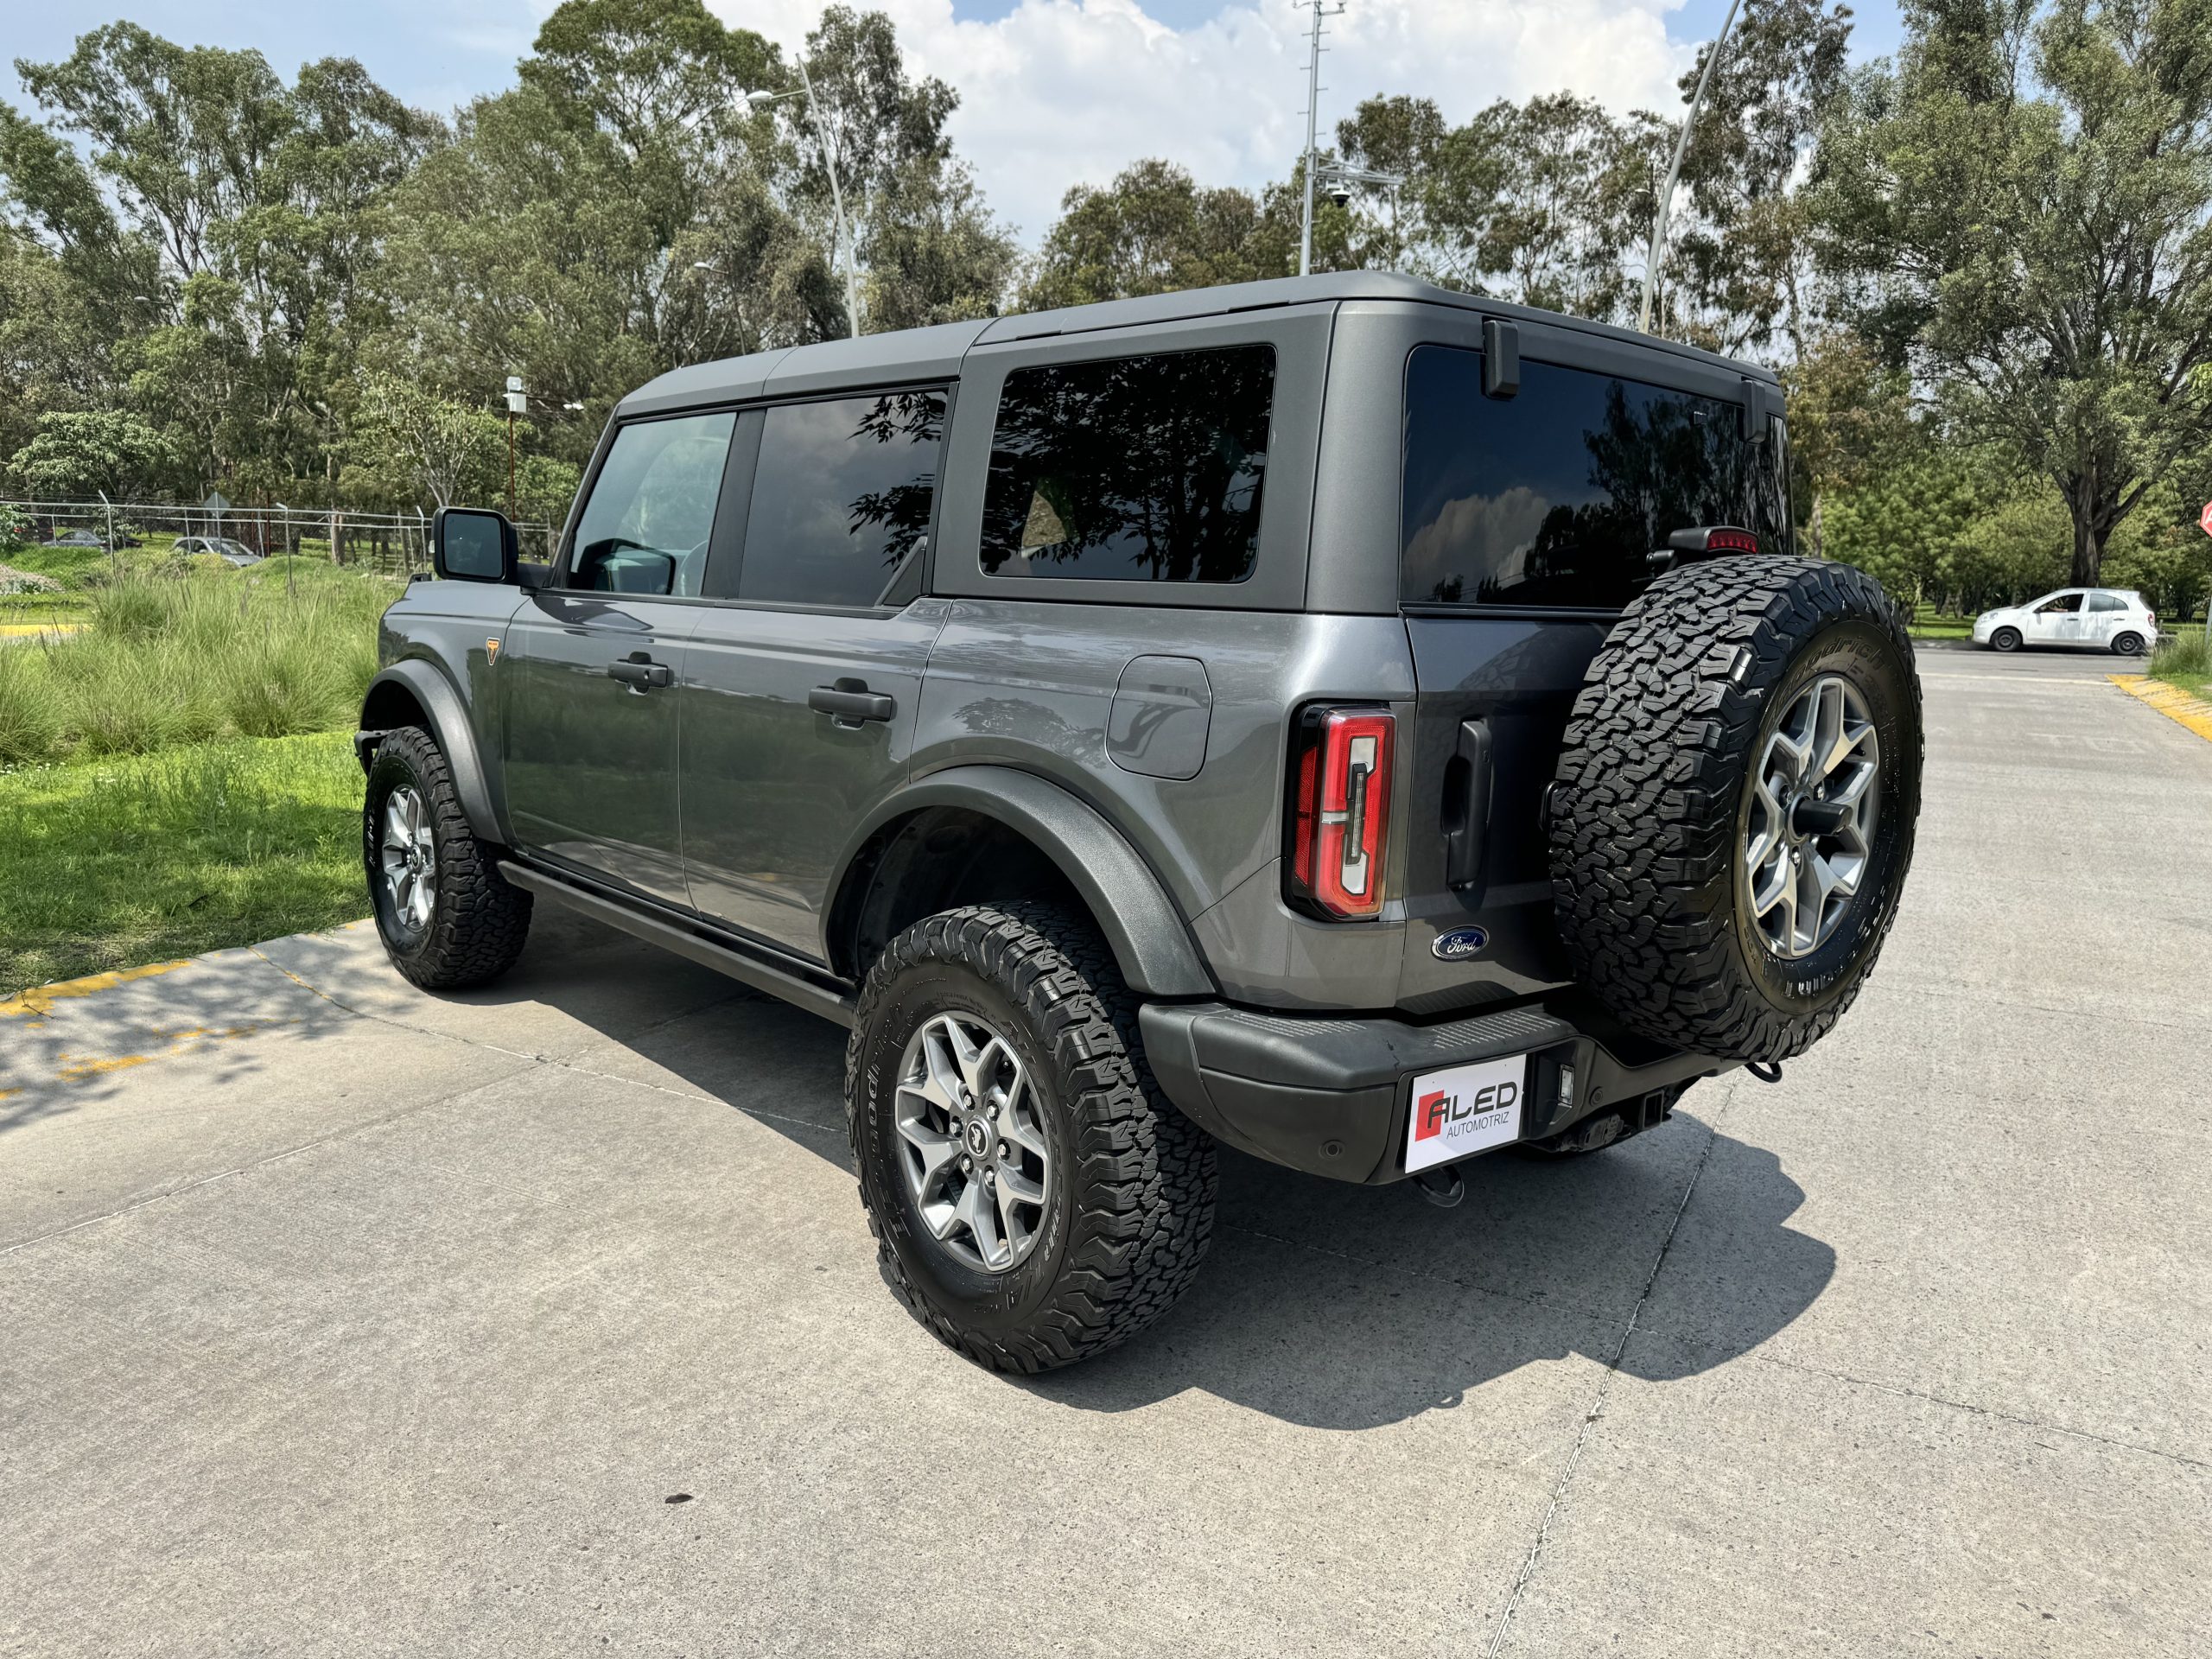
[
  {"left": 378, "top": 785, "right": 437, "bottom": 936},
  {"left": 1744, "top": 674, "right": 1880, "bottom": 960},
  {"left": 893, "top": 1012, "right": 1050, "bottom": 1274}
]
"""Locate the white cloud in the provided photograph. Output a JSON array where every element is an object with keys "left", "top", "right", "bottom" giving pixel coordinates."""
[{"left": 712, "top": 1, "right": 1692, "bottom": 243}]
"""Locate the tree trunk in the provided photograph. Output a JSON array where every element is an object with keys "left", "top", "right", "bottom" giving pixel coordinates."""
[{"left": 2069, "top": 508, "right": 2102, "bottom": 586}]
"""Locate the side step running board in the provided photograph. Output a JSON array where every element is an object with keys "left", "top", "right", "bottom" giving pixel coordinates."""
[{"left": 498, "top": 861, "right": 857, "bottom": 1028}]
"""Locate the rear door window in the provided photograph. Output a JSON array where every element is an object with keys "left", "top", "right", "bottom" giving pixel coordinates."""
[
  {"left": 720, "top": 389, "right": 946, "bottom": 608},
  {"left": 569, "top": 411, "right": 736, "bottom": 595},
  {"left": 980, "top": 344, "right": 1274, "bottom": 582},
  {"left": 1401, "top": 346, "right": 1786, "bottom": 609}
]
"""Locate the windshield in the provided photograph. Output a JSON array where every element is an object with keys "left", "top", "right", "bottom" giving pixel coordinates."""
[{"left": 1402, "top": 346, "right": 1789, "bottom": 610}]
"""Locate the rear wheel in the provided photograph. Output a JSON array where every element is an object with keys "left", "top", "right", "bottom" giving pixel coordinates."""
[
  {"left": 846, "top": 903, "right": 1216, "bottom": 1373},
  {"left": 363, "top": 727, "right": 531, "bottom": 989},
  {"left": 2112, "top": 630, "right": 2145, "bottom": 657},
  {"left": 1549, "top": 556, "right": 1923, "bottom": 1064},
  {"left": 1991, "top": 626, "right": 2022, "bottom": 652}
]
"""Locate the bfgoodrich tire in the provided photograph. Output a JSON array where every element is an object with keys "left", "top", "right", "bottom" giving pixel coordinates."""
[
  {"left": 363, "top": 727, "right": 532, "bottom": 989},
  {"left": 1549, "top": 556, "right": 1923, "bottom": 1064},
  {"left": 846, "top": 904, "right": 1217, "bottom": 1373}
]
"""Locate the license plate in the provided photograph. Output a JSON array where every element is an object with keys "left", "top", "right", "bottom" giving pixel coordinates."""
[{"left": 1406, "top": 1053, "right": 1526, "bottom": 1173}]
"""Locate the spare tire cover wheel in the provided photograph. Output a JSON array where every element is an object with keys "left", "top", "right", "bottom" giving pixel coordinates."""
[{"left": 1548, "top": 556, "right": 1923, "bottom": 1064}]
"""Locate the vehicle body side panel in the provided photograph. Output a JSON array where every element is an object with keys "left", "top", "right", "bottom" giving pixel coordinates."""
[
  {"left": 499, "top": 590, "right": 701, "bottom": 910},
  {"left": 681, "top": 597, "right": 951, "bottom": 960},
  {"left": 370, "top": 581, "right": 529, "bottom": 841},
  {"left": 912, "top": 601, "right": 1415, "bottom": 1007}
]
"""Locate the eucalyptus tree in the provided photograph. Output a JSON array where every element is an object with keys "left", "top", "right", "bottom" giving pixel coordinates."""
[{"left": 1816, "top": 0, "right": 2212, "bottom": 582}]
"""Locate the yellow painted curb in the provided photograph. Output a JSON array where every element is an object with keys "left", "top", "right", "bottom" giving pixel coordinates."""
[
  {"left": 2111, "top": 675, "right": 2212, "bottom": 744},
  {"left": 0, "top": 958, "right": 192, "bottom": 1019},
  {"left": 0, "top": 622, "right": 82, "bottom": 637}
]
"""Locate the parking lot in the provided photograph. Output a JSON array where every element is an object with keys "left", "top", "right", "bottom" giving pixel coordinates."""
[{"left": 3, "top": 643, "right": 2205, "bottom": 1656}]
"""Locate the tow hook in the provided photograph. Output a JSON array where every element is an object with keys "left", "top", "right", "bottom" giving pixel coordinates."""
[
  {"left": 1746, "top": 1059, "right": 1783, "bottom": 1084},
  {"left": 1411, "top": 1166, "right": 1465, "bottom": 1209}
]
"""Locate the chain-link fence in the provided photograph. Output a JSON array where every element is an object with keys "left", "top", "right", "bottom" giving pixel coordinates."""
[{"left": 2, "top": 499, "right": 562, "bottom": 574}]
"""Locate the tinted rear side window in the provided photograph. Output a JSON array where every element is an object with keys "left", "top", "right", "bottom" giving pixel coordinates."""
[
  {"left": 1402, "top": 346, "right": 1785, "bottom": 609},
  {"left": 980, "top": 344, "right": 1274, "bottom": 582},
  {"left": 728, "top": 389, "right": 946, "bottom": 608}
]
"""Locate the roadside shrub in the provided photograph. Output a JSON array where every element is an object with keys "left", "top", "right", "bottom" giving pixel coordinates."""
[
  {"left": 25, "top": 566, "right": 395, "bottom": 759},
  {"left": 88, "top": 575, "right": 175, "bottom": 642},
  {"left": 48, "top": 639, "right": 224, "bottom": 755},
  {"left": 224, "top": 618, "right": 349, "bottom": 737},
  {"left": 185, "top": 552, "right": 240, "bottom": 578},
  {"left": 2149, "top": 630, "right": 2208, "bottom": 684},
  {"left": 0, "top": 646, "right": 61, "bottom": 766}
]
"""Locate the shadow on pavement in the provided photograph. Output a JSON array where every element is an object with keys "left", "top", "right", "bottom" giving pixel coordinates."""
[
  {"left": 480, "top": 919, "right": 1835, "bottom": 1432},
  {"left": 4, "top": 911, "right": 1834, "bottom": 1429}
]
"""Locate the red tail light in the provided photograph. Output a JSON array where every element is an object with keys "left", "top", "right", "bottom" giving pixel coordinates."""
[{"left": 1286, "top": 705, "right": 1395, "bottom": 920}]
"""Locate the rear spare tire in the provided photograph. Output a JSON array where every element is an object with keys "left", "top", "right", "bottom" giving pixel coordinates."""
[{"left": 1549, "top": 556, "right": 1922, "bottom": 1063}]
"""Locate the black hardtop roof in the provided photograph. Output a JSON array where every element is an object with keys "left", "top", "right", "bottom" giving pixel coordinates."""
[{"left": 615, "top": 271, "right": 1778, "bottom": 417}]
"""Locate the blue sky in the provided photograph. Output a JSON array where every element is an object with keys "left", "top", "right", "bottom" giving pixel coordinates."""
[{"left": 7, "top": 2, "right": 1907, "bottom": 240}]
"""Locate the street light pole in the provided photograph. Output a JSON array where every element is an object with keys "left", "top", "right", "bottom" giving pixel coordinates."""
[
  {"left": 1638, "top": 0, "right": 1743, "bottom": 336},
  {"left": 749, "top": 66, "right": 861, "bottom": 339},
  {"left": 1298, "top": 0, "right": 1346, "bottom": 278}
]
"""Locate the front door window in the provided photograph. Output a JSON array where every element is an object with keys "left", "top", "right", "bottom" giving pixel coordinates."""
[{"left": 501, "top": 411, "right": 738, "bottom": 906}]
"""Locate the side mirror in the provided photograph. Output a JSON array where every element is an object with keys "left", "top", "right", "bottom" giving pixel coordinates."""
[{"left": 433, "top": 506, "right": 518, "bottom": 583}]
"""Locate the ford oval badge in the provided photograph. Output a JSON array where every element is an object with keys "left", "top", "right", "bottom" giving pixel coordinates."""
[{"left": 1432, "top": 926, "right": 1489, "bottom": 962}]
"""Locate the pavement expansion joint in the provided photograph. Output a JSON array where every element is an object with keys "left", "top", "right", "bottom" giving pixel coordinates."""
[
  {"left": 1481, "top": 1084, "right": 1736, "bottom": 1656},
  {"left": 1740, "top": 1351, "right": 2209, "bottom": 1473}
]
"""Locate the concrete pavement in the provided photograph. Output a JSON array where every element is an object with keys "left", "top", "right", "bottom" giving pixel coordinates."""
[{"left": 3, "top": 645, "right": 2206, "bottom": 1656}]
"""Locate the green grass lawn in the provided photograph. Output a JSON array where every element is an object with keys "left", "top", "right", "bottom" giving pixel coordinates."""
[
  {"left": 1909, "top": 609, "right": 1977, "bottom": 640},
  {"left": 0, "top": 731, "right": 368, "bottom": 995}
]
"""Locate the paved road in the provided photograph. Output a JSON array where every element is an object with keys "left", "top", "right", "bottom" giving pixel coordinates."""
[{"left": 3, "top": 646, "right": 2205, "bottom": 1656}]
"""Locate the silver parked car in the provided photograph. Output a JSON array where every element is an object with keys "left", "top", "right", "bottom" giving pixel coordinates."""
[
  {"left": 1973, "top": 588, "right": 2157, "bottom": 655},
  {"left": 173, "top": 535, "right": 264, "bottom": 568}
]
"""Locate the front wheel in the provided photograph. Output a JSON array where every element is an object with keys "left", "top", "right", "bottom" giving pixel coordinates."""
[
  {"left": 2111, "top": 631, "right": 2145, "bottom": 657},
  {"left": 363, "top": 727, "right": 531, "bottom": 988},
  {"left": 846, "top": 904, "right": 1217, "bottom": 1373},
  {"left": 1990, "top": 626, "right": 2022, "bottom": 652}
]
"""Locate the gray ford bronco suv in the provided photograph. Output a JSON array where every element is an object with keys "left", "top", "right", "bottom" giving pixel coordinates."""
[{"left": 358, "top": 272, "right": 1922, "bottom": 1372}]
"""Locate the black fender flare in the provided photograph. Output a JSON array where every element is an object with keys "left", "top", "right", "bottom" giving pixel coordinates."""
[
  {"left": 832, "top": 766, "right": 1215, "bottom": 999},
  {"left": 358, "top": 659, "right": 502, "bottom": 845}
]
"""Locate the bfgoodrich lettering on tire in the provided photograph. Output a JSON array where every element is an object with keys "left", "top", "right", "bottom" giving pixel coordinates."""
[
  {"left": 1548, "top": 556, "right": 1923, "bottom": 1064},
  {"left": 846, "top": 903, "right": 1217, "bottom": 1373}
]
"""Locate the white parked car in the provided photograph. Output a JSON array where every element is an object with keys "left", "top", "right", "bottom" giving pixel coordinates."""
[{"left": 1972, "top": 588, "right": 2158, "bottom": 656}]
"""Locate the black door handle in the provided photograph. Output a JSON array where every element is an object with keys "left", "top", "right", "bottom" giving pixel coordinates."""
[
  {"left": 810, "top": 679, "right": 895, "bottom": 726},
  {"left": 1443, "top": 718, "right": 1492, "bottom": 891},
  {"left": 607, "top": 652, "right": 673, "bottom": 691}
]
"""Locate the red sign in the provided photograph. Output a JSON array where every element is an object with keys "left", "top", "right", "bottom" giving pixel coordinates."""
[{"left": 2200, "top": 500, "right": 2212, "bottom": 537}]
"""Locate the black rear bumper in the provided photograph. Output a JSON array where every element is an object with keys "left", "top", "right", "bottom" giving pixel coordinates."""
[{"left": 1138, "top": 996, "right": 1731, "bottom": 1185}]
